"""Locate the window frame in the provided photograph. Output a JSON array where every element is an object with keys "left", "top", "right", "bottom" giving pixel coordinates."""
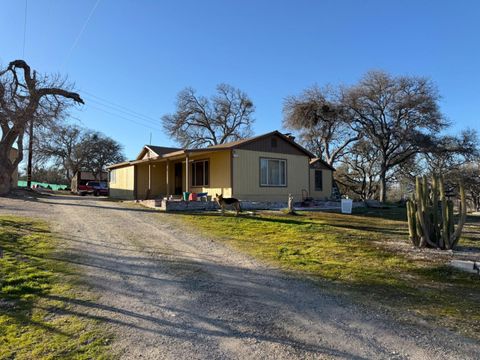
[
  {"left": 314, "top": 169, "right": 323, "bottom": 191},
  {"left": 190, "top": 159, "right": 210, "bottom": 187},
  {"left": 259, "top": 157, "right": 287, "bottom": 187}
]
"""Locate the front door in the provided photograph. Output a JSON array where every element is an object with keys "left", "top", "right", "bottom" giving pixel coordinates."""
[{"left": 174, "top": 163, "right": 183, "bottom": 195}]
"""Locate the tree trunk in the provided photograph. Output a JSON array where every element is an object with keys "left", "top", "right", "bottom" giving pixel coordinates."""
[
  {"left": 0, "top": 161, "right": 12, "bottom": 196},
  {"left": 379, "top": 168, "right": 387, "bottom": 203}
]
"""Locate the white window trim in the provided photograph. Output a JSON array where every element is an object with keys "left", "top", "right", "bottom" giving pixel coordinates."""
[{"left": 260, "top": 158, "right": 287, "bottom": 187}]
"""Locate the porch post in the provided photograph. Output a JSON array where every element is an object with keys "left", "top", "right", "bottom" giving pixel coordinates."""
[
  {"left": 185, "top": 154, "right": 189, "bottom": 193},
  {"left": 166, "top": 160, "right": 170, "bottom": 196},
  {"left": 148, "top": 162, "right": 152, "bottom": 199}
]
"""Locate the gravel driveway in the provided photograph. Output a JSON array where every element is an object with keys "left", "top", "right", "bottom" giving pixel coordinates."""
[{"left": 1, "top": 193, "right": 479, "bottom": 359}]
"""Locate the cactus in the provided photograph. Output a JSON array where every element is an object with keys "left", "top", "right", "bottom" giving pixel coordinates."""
[{"left": 406, "top": 175, "right": 466, "bottom": 250}]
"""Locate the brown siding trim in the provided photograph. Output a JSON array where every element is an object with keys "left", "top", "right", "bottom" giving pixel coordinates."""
[{"left": 239, "top": 134, "right": 305, "bottom": 156}]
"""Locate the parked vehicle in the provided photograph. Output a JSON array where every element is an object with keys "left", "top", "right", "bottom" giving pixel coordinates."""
[
  {"left": 71, "top": 171, "right": 108, "bottom": 196},
  {"left": 86, "top": 181, "right": 109, "bottom": 196}
]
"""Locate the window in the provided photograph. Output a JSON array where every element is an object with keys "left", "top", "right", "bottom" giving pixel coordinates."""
[
  {"left": 191, "top": 160, "right": 209, "bottom": 187},
  {"left": 260, "top": 158, "right": 286, "bottom": 186},
  {"left": 109, "top": 170, "right": 116, "bottom": 184},
  {"left": 271, "top": 137, "right": 278, "bottom": 148},
  {"left": 314, "top": 170, "right": 323, "bottom": 191}
]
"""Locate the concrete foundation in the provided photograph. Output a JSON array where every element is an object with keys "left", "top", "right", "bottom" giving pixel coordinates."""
[{"left": 137, "top": 198, "right": 366, "bottom": 212}]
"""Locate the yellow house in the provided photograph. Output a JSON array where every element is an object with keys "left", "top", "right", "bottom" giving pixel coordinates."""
[{"left": 107, "top": 131, "right": 335, "bottom": 202}]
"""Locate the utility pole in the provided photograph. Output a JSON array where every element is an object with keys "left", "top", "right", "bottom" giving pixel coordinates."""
[{"left": 26, "top": 117, "right": 34, "bottom": 188}]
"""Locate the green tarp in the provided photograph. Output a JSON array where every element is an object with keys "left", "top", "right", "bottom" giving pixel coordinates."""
[{"left": 17, "top": 181, "right": 68, "bottom": 191}]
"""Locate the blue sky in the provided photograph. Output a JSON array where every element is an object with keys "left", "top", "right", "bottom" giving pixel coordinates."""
[{"left": 1, "top": 0, "right": 479, "bottom": 160}]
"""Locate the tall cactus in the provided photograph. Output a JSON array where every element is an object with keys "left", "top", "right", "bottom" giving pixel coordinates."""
[{"left": 406, "top": 175, "right": 466, "bottom": 250}]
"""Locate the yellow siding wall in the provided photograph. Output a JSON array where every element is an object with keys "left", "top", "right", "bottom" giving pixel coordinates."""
[
  {"left": 189, "top": 151, "right": 232, "bottom": 198},
  {"left": 309, "top": 168, "right": 333, "bottom": 199},
  {"left": 232, "top": 149, "right": 309, "bottom": 202},
  {"left": 109, "top": 165, "right": 135, "bottom": 199},
  {"left": 136, "top": 162, "right": 167, "bottom": 199}
]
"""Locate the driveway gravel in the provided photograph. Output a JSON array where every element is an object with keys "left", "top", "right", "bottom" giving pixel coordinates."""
[{"left": 1, "top": 193, "right": 479, "bottom": 359}]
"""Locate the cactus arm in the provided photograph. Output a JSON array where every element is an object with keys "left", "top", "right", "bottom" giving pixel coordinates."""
[
  {"left": 415, "top": 177, "right": 436, "bottom": 248},
  {"left": 407, "top": 200, "right": 418, "bottom": 246},
  {"left": 449, "top": 181, "right": 467, "bottom": 249},
  {"left": 439, "top": 176, "right": 448, "bottom": 249},
  {"left": 431, "top": 175, "right": 440, "bottom": 244}
]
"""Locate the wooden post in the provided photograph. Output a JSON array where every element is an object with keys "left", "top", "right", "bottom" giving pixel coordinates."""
[
  {"left": 147, "top": 162, "right": 151, "bottom": 199},
  {"left": 166, "top": 160, "right": 170, "bottom": 197},
  {"left": 185, "top": 155, "right": 189, "bottom": 193}
]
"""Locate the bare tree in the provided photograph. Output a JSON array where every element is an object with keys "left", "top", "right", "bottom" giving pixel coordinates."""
[
  {"left": 335, "top": 140, "right": 381, "bottom": 200},
  {"left": 0, "top": 60, "right": 83, "bottom": 194},
  {"left": 423, "top": 129, "right": 479, "bottom": 175},
  {"left": 36, "top": 124, "right": 125, "bottom": 181},
  {"left": 35, "top": 124, "right": 88, "bottom": 182},
  {"left": 82, "top": 132, "right": 125, "bottom": 179},
  {"left": 283, "top": 85, "right": 359, "bottom": 166},
  {"left": 162, "top": 83, "right": 255, "bottom": 148},
  {"left": 343, "top": 71, "right": 445, "bottom": 202}
]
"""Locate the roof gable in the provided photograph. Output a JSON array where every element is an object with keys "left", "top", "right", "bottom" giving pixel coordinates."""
[
  {"left": 136, "top": 145, "right": 182, "bottom": 160},
  {"left": 310, "top": 158, "right": 335, "bottom": 171},
  {"left": 195, "top": 131, "right": 314, "bottom": 158}
]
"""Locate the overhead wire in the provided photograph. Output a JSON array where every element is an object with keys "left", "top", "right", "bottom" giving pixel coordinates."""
[
  {"left": 82, "top": 94, "right": 161, "bottom": 127},
  {"left": 62, "top": 0, "right": 101, "bottom": 67},
  {"left": 84, "top": 104, "right": 164, "bottom": 132},
  {"left": 81, "top": 90, "right": 161, "bottom": 124}
]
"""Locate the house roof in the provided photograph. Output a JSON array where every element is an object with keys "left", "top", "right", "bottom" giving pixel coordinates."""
[
  {"left": 310, "top": 158, "right": 336, "bottom": 171},
  {"left": 146, "top": 145, "right": 182, "bottom": 156},
  {"left": 136, "top": 145, "right": 182, "bottom": 160},
  {"left": 108, "top": 130, "right": 315, "bottom": 169},
  {"left": 187, "top": 130, "right": 315, "bottom": 158}
]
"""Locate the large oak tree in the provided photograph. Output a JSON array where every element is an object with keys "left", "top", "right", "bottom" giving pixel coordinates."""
[
  {"left": 35, "top": 124, "right": 125, "bottom": 182},
  {"left": 342, "top": 71, "right": 445, "bottom": 202},
  {"left": 162, "top": 83, "right": 255, "bottom": 148},
  {"left": 283, "top": 85, "right": 359, "bottom": 166},
  {"left": 0, "top": 60, "right": 83, "bottom": 194}
]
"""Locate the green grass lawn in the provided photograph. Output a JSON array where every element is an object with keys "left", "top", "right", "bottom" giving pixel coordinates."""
[
  {"left": 175, "top": 208, "right": 480, "bottom": 340},
  {"left": 0, "top": 216, "right": 113, "bottom": 360}
]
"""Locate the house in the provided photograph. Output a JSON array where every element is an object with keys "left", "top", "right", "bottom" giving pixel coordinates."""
[{"left": 107, "top": 131, "right": 335, "bottom": 203}]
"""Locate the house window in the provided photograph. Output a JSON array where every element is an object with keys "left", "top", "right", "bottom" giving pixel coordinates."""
[
  {"left": 191, "top": 160, "right": 209, "bottom": 187},
  {"left": 271, "top": 137, "right": 277, "bottom": 148},
  {"left": 260, "top": 158, "right": 286, "bottom": 187},
  {"left": 109, "top": 170, "right": 116, "bottom": 184},
  {"left": 314, "top": 170, "right": 323, "bottom": 191}
]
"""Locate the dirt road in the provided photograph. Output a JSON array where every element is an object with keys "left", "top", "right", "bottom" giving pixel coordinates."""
[{"left": 1, "top": 194, "right": 479, "bottom": 359}]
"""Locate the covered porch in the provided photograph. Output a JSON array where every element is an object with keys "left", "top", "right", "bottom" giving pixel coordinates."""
[{"left": 133, "top": 149, "right": 232, "bottom": 201}]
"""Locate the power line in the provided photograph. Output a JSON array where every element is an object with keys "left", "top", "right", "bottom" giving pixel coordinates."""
[
  {"left": 63, "top": 0, "right": 101, "bottom": 66},
  {"left": 85, "top": 104, "right": 165, "bottom": 132},
  {"left": 83, "top": 95, "right": 161, "bottom": 127},
  {"left": 22, "top": 0, "right": 28, "bottom": 58},
  {"left": 81, "top": 89, "right": 161, "bottom": 125}
]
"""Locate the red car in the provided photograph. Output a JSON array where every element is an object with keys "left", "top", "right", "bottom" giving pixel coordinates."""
[{"left": 86, "top": 181, "right": 109, "bottom": 196}]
